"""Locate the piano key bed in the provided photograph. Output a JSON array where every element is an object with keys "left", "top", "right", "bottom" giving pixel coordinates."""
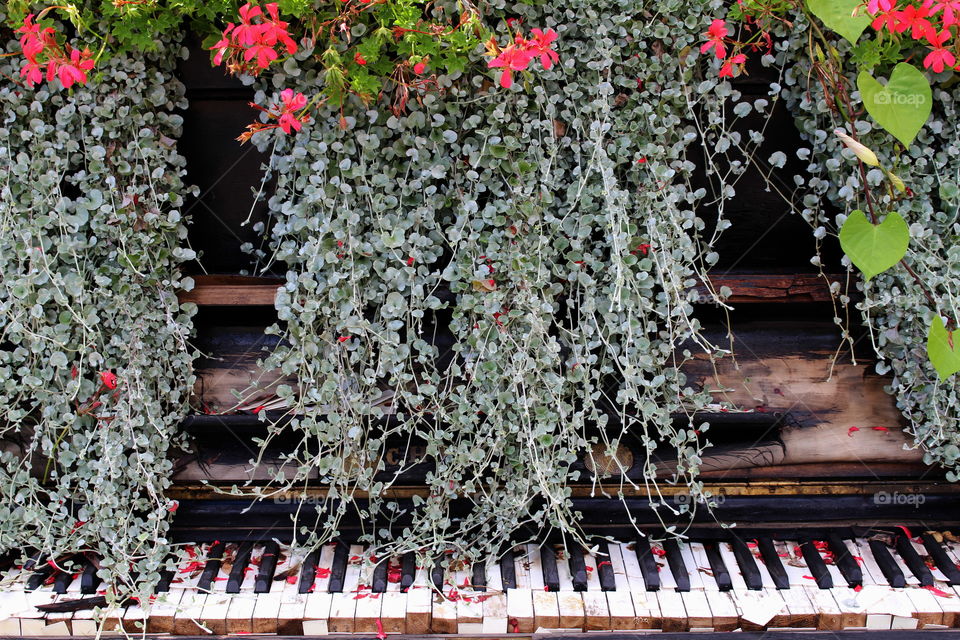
[{"left": 5, "top": 530, "right": 960, "bottom": 635}]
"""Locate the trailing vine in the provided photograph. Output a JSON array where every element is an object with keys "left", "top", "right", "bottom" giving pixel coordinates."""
[
  {"left": 231, "top": 0, "right": 771, "bottom": 570},
  {"left": 0, "top": 22, "right": 194, "bottom": 603}
]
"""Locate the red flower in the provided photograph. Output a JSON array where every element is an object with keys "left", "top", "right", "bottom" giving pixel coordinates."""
[
  {"left": 20, "top": 60, "right": 43, "bottom": 86},
  {"left": 17, "top": 14, "right": 54, "bottom": 60},
  {"left": 700, "top": 19, "right": 730, "bottom": 60},
  {"left": 487, "top": 45, "right": 535, "bottom": 88},
  {"left": 99, "top": 370, "right": 118, "bottom": 390},
  {"left": 233, "top": 4, "right": 265, "bottom": 47},
  {"left": 277, "top": 88, "right": 309, "bottom": 134},
  {"left": 892, "top": 2, "right": 937, "bottom": 41},
  {"left": 527, "top": 28, "right": 559, "bottom": 70},
  {"left": 719, "top": 53, "right": 747, "bottom": 78},
  {"left": 260, "top": 3, "right": 297, "bottom": 54},
  {"left": 354, "top": 52, "right": 367, "bottom": 65},
  {"left": 933, "top": 1, "right": 960, "bottom": 25},
  {"left": 413, "top": 58, "right": 429, "bottom": 74}
]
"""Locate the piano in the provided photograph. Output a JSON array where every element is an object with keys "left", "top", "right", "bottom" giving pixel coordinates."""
[{"left": 4, "top": 40, "right": 958, "bottom": 638}]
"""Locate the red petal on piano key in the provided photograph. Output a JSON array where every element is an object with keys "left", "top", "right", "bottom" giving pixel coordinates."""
[
  {"left": 376, "top": 619, "right": 386, "bottom": 640},
  {"left": 926, "top": 586, "right": 953, "bottom": 598},
  {"left": 315, "top": 567, "right": 330, "bottom": 579},
  {"left": 286, "top": 576, "right": 297, "bottom": 584},
  {"left": 802, "top": 575, "right": 815, "bottom": 580},
  {"left": 854, "top": 585, "right": 863, "bottom": 592}
]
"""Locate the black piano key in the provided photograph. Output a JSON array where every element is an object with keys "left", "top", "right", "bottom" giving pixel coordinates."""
[
  {"left": 634, "top": 538, "right": 660, "bottom": 591},
  {"left": 756, "top": 537, "right": 789, "bottom": 589},
  {"left": 372, "top": 557, "right": 389, "bottom": 593},
  {"left": 155, "top": 568, "right": 174, "bottom": 594},
  {"left": 400, "top": 552, "right": 416, "bottom": 591},
  {"left": 500, "top": 549, "right": 517, "bottom": 590},
  {"left": 255, "top": 541, "right": 279, "bottom": 593},
  {"left": 540, "top": 546, "right": 560, "bottom": 592},
  {"left": 227, "top": 542, "right": 254, "bottom": 593},
  {"left": 328, "top": 542, "right": 349, "bottom": 593},
  {"left": 868, "top": 539, "right": 907, "bottom": 588},
  {"left": 798, "top": 538, "right": 833, "bottom": 589},
  {"left": 704, "top": 542, "right": 733, "bottom": 591},
  {"left": 431, "top": 557, "right": 445, "bottom": 590},
  {"left": 53, "top": 565, "right": 72, "bottom": 594},
  {"left": 729, "top": 538, "right": 762, "bottom": 590},
  {"left": 662, "top": 540, "right": 690, "bottom": 592},
  {"left": 197, "top": 541, "right": 225, "bottom": 593},
  {"left": 827, "top": 533, "right": 862, "bottom": 587},
  {"left": 81, "top": 556, "right": 101, "bottom": 595},
  {"left": 567, "top": 545, "right": 588, "bottom": 592},
  {"left": 895, "top": 533, "right": 934, "bottom": 586},
  {"left": 472, "top": 562, "right": 487, "bottom": 592},
  {"left": 298, "top": 549, "right": 319, "bottom": 594},
  {"left": 922, "top": 533, "right": 960, "bottom": 586},
  {"left": 595, "top": 542, "right": 616, "bottom": 592},
  {"left": 26, "top": 562, "right": 53, "bottom": 591}
]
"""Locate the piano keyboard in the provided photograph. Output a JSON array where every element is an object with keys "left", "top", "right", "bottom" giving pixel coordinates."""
[{"left": 4, "top": 530, "right": 960, "bottom": 635}]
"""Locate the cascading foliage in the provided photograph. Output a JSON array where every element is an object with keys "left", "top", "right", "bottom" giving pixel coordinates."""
[
  {"left": 242, "top": 0, "right": 765, "bottom": 566},
  {"left": 0, "top": 31, "right": 195, "bottom": 598}
]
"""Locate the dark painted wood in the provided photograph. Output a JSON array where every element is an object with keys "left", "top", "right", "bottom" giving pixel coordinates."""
[
  {"left": 328, "top": 542, "right": 349, "bottom": 593},
  {"left": 471, "top": 562, "right": 486, "bottom": 592},
  {"left": 894, "top": 533, "right": 934, "bottom": 586},
  {"left": 798, "top": 537, "right": 832, "bottom": 589},
  {"left": 634, "top": 537, "right": 660, "bottom": 591},
  {"left": 756, "top": 536, "right": 789, "bottom": 589},
  {"left": 255, "top": 540, "right": 280, "bottom": 593},
  {"left": 499, "top": 549, "right": 517, "bottom": 590},
  {"left": 922, "top": 532, "right": 960, "bottom": 586},
  {"left": 827, "top": 532, "right": 862, "bottom": 587},
  {"left": 431, "top": 558, "right": 444, "bottom": 590},
  {"left": 567, "top": 546, "right": 588, "bottom": 592},
  {"left": 662, "top": 540, "right": 690, "bottom": 592},
  {"left": 869, "top": 539, "right": 907, "bottom": 588},
  {"left": 400, "top": 552, "right": 416, "bottom": 591},
  {"left": 53, "top": 566, "right": 72, "bottom": 594},
  {"left": 540, "top": 546, "right": 560, "bottom": 592},
  {"left": 197, "top": 541, "right": 225, "bottom": 592},
  {"left": 728, "top": 536, "right": 762, "bottom": 590},
  {"left": 298, "top": 549, "right": 318, "bottom": 594},
  {"left": 595, "top": 541, "right": 616, "bottom": 592},
  {"left": 371, "top": 556, "right": 389, "bottom": 593},
  {"left": 227, "top": 541, "right": 254, "bottom": 593}
]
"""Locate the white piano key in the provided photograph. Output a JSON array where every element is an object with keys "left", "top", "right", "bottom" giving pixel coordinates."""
[
  {"left": 605, "top": 542, "right": 630, "bottom": 590},
  {"left": 734, "top": 588, "right": 785, "bottom": 630},
  {"left": 554, "top": 546, "right": 573, "bottom": 591},
  {"left": 583, "top": 550, "right": 602, "bottom": 591},
  {"left": 803, "top": 585, "right": 842, "bottom": 630},
  {"left": 199, "top": 591, "right": 232, "bottom": 634},
  {"left": 147, "top": 589, "right": 184, "bottom": 634},
  {"left": 532, "top": 588, "right": 561, "bottom": 629},
  {"left": 812, "top": 540, "right": 847, "bottom": 586},
  {"left": 514, "top": 546, "right": 532, "bottom": 589},
  {"left": 904, "top": 584, "right": 946, "bottom": 627},
  {"left": 690, "top": 543, "right": 718, "bottom": 591},
  {"left": 453, "top": 568, "right": 482, "bottom": 632},
  {"left": 174, "top": 589, "right": 209, "bottom": 635},
  {"left": 778, "top": 585, "right": 818, "bottom": 627},
  {"left": 678, "top": 542, "right": 706, "bottom": 590},
  {"left": 844, "top": 539, "right": 877, "bottom": 586},
  {"left": 327, "top": 543, "right": 363, "bottom": 632},
  {"left": 485, "top": 558, "right": 503, "bottom": 592},
  {"left": 909, "top": 538, "right": 947, "bottom": 582},
  {"left": 431, "top": 592, "right": 458, "bottom": 633},
  {"left": 405, "top": 566, "right": 432, "bottom": 634},
  {"left": 606, "top": 589, "right": 638, "bottom": 630},
  {"left": 481, "top": 583, "right": 508, "bottom": 634},
  {"left": 275, "top": 547, "right": 307, "bottom": 635},
  {"left": 618, "top": 543, "right": 647, "bottom": 592},
  {"left": 886, "top": 543, "right": 922, "bottom": 586},
  {"left": 311, "top": 543, "right": 337, "bottom": 593},
  {"left": 300, "top": 591, "right": 332, "bottom": 635},
  {"left": 658, "top": 589, "right": 688, "bottom": 631},
  {"left": 353, "top": 587, "right": 382, "bottom": 633},
  {"left": 681, "top": 590, "right": 712, "bottom": 628},
  {"left": 777, "top": 540, "right": 816, "bottom": 587},
  {"left": 705, "top": 590, "right": 739, "bottom": 631},
  {"left": 506, "top": 587, "right": 534, "bottom": 632},
  {"left": 581, "top": 591, "right": 610, "bottom": 630},
  {"left": 379, "top": 590, "right": 406, "bottom": 633},
  {"left": 526, "top": 544, "right": 545, "bottom": 591}
]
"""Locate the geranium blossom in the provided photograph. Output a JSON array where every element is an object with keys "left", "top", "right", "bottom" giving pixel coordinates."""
[
  {"left": 700, "top": 19, "right": 730, "bottom": 60},
  {"left": 719, "top": 53, "right": 747, "bottom": 78},
  {"left": 933, "top": 0, "right": 960, "bottom": 25},
  {"left": 893, "top": 1, "right": 938, "bottom": 40},
  {"left": 486, "top": 28, "right": 557, "bottom": 88},
  {"left": 924, "top": 29, "right": 956, "bottom": 71},
  {"left": 528, "top": 28, "right": 559, "bottom": 69},
  {"left": 488, "top": 45, "right": 535, "bottom": 88},
  {"left": 277, "top": 88, "right": 308, "bottom": 134},
  {"left": 210, "top": 2, "right": 297, "bottom": 75}
]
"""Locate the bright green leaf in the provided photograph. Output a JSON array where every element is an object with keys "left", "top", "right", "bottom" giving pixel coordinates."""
[
  {"left": 806, "top": 0, "right": 871, "bottom": 43},
  {"left": 858, "top": 63, "right": 932, "bottom": 147},
  {"left": 839, "top": 209, "right": 909, "bottom": 280},
  {"left": 927, "top": 315, "right": 960, "bottom": 379}
]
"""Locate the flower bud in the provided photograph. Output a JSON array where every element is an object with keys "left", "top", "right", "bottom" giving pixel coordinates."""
[{"left": 834, "top": 129, "right": 880, "bottom": 167}]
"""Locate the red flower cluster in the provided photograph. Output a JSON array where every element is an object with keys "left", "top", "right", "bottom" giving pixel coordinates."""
[
  {"left": 237, "top": 88, "right": 310, "bottom": 143},
  {"left": 17, "top": 14, "right": 95, "bottom": 89},
  {"left": 700, "top": 20, "right": 748, "bottom": 78},
  {"left": 210, "top": 2, "right": 297, "bottom": 75},
  {"left": 487, "top": 28, "right": 560, "bottom": 89},
  {"left": 868, "top": 0, "right": 960, "bottom": 72}
]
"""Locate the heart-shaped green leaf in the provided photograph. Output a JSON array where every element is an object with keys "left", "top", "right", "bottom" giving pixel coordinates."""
[
  {"left": 806, "top": 0, "right": 871, "bottom": 43},
  {"left": 927, "top": 315, "right": 960, "bottom": 379},
  {"left": 839, "top": 210, "right": 909, "bottom": 280},
  {"left": 858, "top": 63, "right": 932, "bottom": 147}
]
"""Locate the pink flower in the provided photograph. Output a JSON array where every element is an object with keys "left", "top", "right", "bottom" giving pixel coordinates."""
[
  {"left": 277, "top": 89, "right": 309, "bottom": 134},
  {"left": 700, "top": 19, "right": 730, "bottom": 60},
  {"left": 99, "top": 371, "right": 118, "bottom": 390},
  {"left": 923, "top": 30, "right": 956, "bottom": 72},
  {"left": 20, "top": 60, "right": 43, "bottom": 86},
  {"left": 56, "top": 49, "right": 95, "bottom": 88},
  {"left": 244, "top": 43, "right": 279, "bottom": 69},
  {"left": 933, "top": 0, "right": 960, "bottom": 25},
  {"left": 528, "top": 28, "right": 559, "bottom": 69},
  {"left": 413, "top": 58, "right": 428, "bottom": 74},
  {"left": 261, "top": 3, "right": 297, "bottom": 54},
  {"left": 354, "top": 51, "right": 367, "bottom": 65},
  {"left": 233, "top": 3, "right": 264, "bottom": 46},
  {"left": 719, "top": 53, "right": 747, "bottom": 78},
  {"left": 17, "top": 14, "right": 54, "bottom": 60},
  {"left": 487, "top": 45, "right": 535, "bottom": 88},
  {"left": 867, "top": 0, "right": 895, "bottom": 12},
  {"left": 211, "top": 24, "right": 235, "bottom": 66}
]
